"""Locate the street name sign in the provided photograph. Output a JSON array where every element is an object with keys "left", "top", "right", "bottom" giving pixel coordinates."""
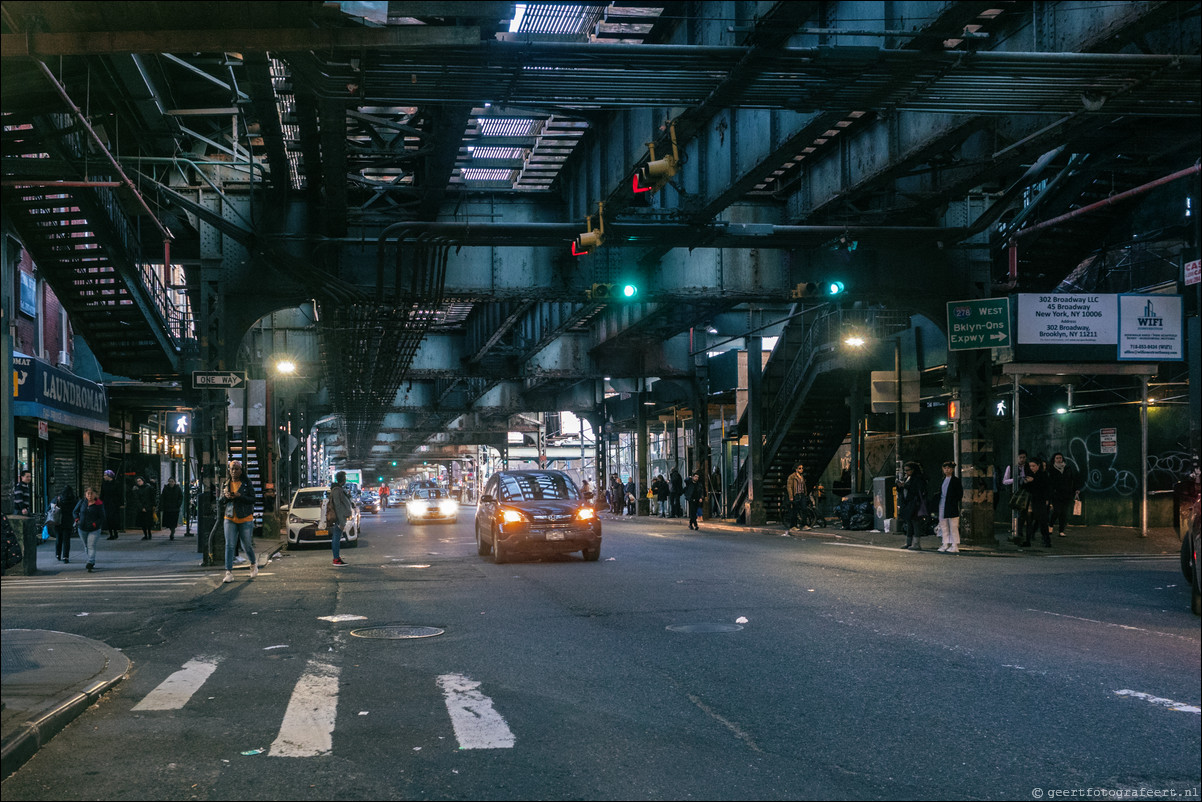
[
  {"left": 946, "top": 298, "right": 1011, "bottom": 351},
  {"left": 192, "top": 371, "right": 246, "bottom": 389}
]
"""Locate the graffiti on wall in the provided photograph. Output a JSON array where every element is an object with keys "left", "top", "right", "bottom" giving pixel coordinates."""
[{"left": 1068, "top": 429, "right": 1194, "bottom": 496}]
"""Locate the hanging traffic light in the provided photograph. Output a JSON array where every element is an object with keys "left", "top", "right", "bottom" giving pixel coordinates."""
[
  {"left": 587, "top": 282, "right": 638, "bottom": 301},
  {"left": 572, "top": 202, "right": 605, "bottom": 255},
  {"left": 791, "top": 280, "right": 845, "bottom": 299},
  {"left": 633, "top": 121, "right": 680, "bottom": 194}
]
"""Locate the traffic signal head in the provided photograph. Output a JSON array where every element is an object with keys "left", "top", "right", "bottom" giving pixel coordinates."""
[
  {"left": 587, "top": 282, "right": 638, "bottom": 301},
  {"left": 572, "top": 202, "right": 606, "bottom": 256},
  {"left": 826, "top": 280, "right": 846, "bottom": 296},
  {"left": 633, "top": 122, "right": 681, "bottom": 195}
]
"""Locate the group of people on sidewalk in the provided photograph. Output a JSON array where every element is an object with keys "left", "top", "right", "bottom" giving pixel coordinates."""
[
  {"left": 15, "top": 469, "right": 189, "bottom": 573},
  {"left": 1002, "top": 449, "right": 1082, "bottom": 547},
  {"left": 607, "top": 469, "right": 708, "bottom": 529}
]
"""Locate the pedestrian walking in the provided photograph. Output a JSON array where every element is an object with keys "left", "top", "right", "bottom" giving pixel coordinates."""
[
  {"left": 13, "top": 470, "right": 33, "bottom": 516},
  {"left": 1047, "top": 452, "right": 1081, "bottom": 538},
  {"left": 624, "top": 477, "right": 637, "bottom": 516},
  {"left": 653, "top": 474, "right": 669, "bottom": 516},
  {"left": 74, "top": 487, "right": 105, "bottom": 572},
  {"left": 580, "top": 478, "right": 594, "bottom": 506},
  {"left": 131, "top": 476, "right": 157, "bottom": 540},
  {"left": 898, "top": 461, "right": 928, "bottom": 550},
  {"left": 159, "top": 477, "right": 184, "bottom": 540},
  {"left": 100, "top": 470, "right": 123, "bottom": 539},
  {"left": 934, "top": 461, "right": 963, "bottom": 554},
  {"left": 53, "top": 484, "right": 78, "bottom": 563},
  {"left": 221, "top": 460, "right": 258, "bottom": 583},
  {"left": 686, "top": 471, "right": 706, "bottom": 530},
  {"left": 329, "top": 471, "right": 353, "bottom": 567}
]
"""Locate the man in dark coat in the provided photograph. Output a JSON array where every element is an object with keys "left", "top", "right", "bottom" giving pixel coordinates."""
[
  {"left": 669, "top": 468, "right": 684, "bottom": 518},
  {"left": 159, "top": 477, "right": 184, "bottom": 540},
  {"left": 100, "top": 470, "right": 122, "bottom": 539},
  {"left": 131, "top": 476, "right": 157, "bottom": 540}
]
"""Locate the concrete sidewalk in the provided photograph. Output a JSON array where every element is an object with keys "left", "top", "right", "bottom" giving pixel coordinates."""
[
  {"left": 0, "top": 516, "right": 1184, "bottom": 780},
  {"left": 679, "top": 514, "right": 1185, "bottom": 558},
  {"left": 1, "top": 527, "right": 285, "bottom": 779}
]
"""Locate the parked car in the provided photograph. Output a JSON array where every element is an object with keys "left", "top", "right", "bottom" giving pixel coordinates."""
[
  {"left": 406, "top": 487, "right": 458, "bottom": 524},
  {"left": 474, "top": 470, "right": 601, "bottom": 563},
  {"left": 284, "top": 486, "right": 359, "bottom": 548}
]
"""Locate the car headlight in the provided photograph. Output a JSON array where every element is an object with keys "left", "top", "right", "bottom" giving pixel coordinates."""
[
  {"left": 407, "top": 501, "right": 427, "bottom": 514},
  {"left": 576, "top": 507, "right": 596, "bottom": 521},
  {"left": 439, "top": 500, "right": 459, "bottom": 514},
  {"left": 288, "top": 514, "right": 305, "bottom": 524},
  {"left": 501, "top": 508, "right": 528, "bottom": 524}
]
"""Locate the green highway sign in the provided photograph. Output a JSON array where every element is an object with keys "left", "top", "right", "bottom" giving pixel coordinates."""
[{"left": 947, "top": 298, "right": 1011, "bottom": 351}]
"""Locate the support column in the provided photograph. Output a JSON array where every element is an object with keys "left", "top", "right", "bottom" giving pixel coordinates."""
[
  {"left": 955, "top": 348, "right": 997, "bottom": 545},
  {"left": 636, "top": 390, "right": 650, "bottom": 515},
  {"left": 745, "top": 334, "right": 766, "bottom": 525}
]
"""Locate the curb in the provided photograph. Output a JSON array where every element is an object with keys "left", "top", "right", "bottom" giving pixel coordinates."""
[{"left": 0, "top": 640, "right": 130, "bottom": 780}]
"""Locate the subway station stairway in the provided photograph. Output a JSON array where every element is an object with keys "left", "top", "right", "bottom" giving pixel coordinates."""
[
  {"left": 2, "top": 111, "right": 180, "bottom": 380},
  {"left": 730, "top": 307, "right": 912, "bottom": 522}
]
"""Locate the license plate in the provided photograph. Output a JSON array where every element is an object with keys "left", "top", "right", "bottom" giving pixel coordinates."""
[
  {"left": 316, "top": 529, "right": 328, "bottom": 536},
  {"left": 545, "top": 530, "right": 565, "bottom": 541}
]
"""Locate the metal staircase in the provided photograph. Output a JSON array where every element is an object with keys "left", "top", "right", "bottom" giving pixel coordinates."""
[
  {"left": 2, "top": 111, "right": 184, "bottom": 380},
  {"left": 731, "top": 307, "right": 912, "bottom": 522}
]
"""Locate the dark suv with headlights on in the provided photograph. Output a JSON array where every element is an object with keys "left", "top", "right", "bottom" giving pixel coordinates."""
[{"left": 475, "top": 470, "right": 601, "bottom": 563}]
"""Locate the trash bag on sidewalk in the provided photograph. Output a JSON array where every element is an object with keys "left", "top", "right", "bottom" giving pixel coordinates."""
[
  {"left": 835, "top": 494, "right": 874, "bottom": 531},
  {"left": 2, "top": 512, "right": 23, "bottom": 570}
]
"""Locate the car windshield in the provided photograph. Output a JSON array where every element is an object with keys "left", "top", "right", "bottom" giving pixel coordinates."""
[
  {"left": 293, "top": 491, "right": 326, "bottom": 508},
  {"left": 416, "top": 489, "right": 444, "bottom": 499},
  {"left": 497, "top": 473, "right": 577, "bottom": 502}
]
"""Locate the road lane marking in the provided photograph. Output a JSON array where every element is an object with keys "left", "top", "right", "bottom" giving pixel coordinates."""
[
  {"left": 1114, "top": 690, "right": 1201, "bottom": 714},
  {"left": 133, "top": 657, "right": 222, "bottom": 711},
  {"left": 270, "top": 660, "right": 341, "bottom": 757},
  {"left": 687, "top": 693, "right": 762, "bottom": 753},
  {"left": 436, "top": 673, "right": 515, "bottom": 749},
  {"left": 1030, "top": 609, "right": 1196, "bottom": 642},
  {"left": 825, "top": 542, "right": 912, "bottom": 552}
]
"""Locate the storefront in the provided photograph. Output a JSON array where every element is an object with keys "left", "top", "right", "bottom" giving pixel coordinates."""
[{"left": 11, "top": 352, "right": 109, "bottom": 512}]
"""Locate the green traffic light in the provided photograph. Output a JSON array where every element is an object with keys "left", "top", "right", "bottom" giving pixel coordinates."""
[
  {"left": 621, "top": 284, "right": 637, "bottom": 298},
  {"left": 827, "top": 280, "right": 845, "bottom": 296}
]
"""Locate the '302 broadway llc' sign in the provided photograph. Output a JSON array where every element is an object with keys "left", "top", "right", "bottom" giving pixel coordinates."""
[{"left": 1016, "top": 293, "right": 1182, "bottom": 362}]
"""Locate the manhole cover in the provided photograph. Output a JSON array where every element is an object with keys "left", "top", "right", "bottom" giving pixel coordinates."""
[
  {"left": 666, "top": 623, "right": 744, "bottom": 633},
  {"left": 350, "top": 625, "right": 445, "bottom": 639}
]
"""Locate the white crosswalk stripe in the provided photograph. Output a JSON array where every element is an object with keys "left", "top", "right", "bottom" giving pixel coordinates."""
[
  {"left": 437, "top": 673, "right": 516, "bottom": 749},
  {"left": 132, "top": 657, "right": 222, "bottom": 711},
  {"left": 129, "top": 656, "right": 515, "bottom": 755},
  {"left": 269, "top": 659, "right": 342, "bottom": 757}
]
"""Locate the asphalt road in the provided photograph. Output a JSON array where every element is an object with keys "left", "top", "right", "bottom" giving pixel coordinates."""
[{"left": 2, "top": 507, "right": 1199, "bottom": 801}]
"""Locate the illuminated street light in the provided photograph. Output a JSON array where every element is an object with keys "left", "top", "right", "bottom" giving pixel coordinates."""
[
  {"left": 275, "top": 359, "right": 297, "bottom": 375},
  {"left": 844, "top": 335, "right": 866, "bottom": 348}
]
